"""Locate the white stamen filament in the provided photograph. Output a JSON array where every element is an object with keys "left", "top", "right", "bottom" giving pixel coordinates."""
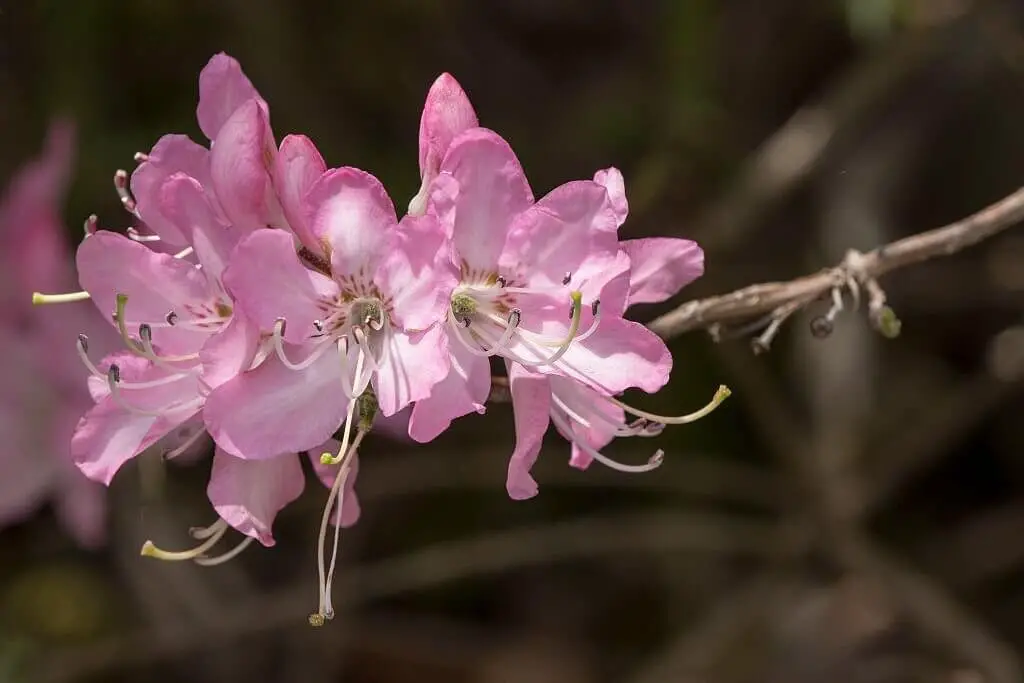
[
  {"left": 193, "top": 536, "right": 255, "bottom": 566},
  {"left": 189, "top": 518, "right": 228, "bottom": 540},
  {"left": 173, "top": 246, "right": 194, "bottom": 260},
  {"left": 550, "top": 412, "right": 664, "bottom": 473},
  {"left": 550, "top": 391, "right": 649, "bottom": 438},
  {"left": 138, "top": 324, "right": 201, "bottom": 366},
  {"left": 164, "top": 429, "right": 208, "bottom": 460},
  {"left": 127, "top": 226, "right": 161, "bottom": 242},
  {"left": 609, "top": 385, "right": 732, "bottom": 425},
  {"left": 272, "top": 319, "right": 334, "bottom": 371},
  {"left": 311, "top": 428, "right": 366, "bottom": 626},
  {"left": 140, "top": 519, "right": 229, "bottom": 561}
]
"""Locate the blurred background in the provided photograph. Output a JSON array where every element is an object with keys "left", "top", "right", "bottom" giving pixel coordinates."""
[{"left": 1, "top": 1, "right": 1024, "bottom": 682}]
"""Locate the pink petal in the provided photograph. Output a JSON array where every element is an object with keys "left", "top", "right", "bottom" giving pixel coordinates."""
[
  {"left": 375, "top": 214, "right": 457, "bottom": 331},
  {"left": 621, "top": 238, "right": 705, "bottom": 306},
  {"left": 548, "top": 317, "right": 672, "bottom": 395},
  {"left": 502, "top": 180, "right": 619, "bottom": 287},
  {"left": 222, "top": 229, "right": 337, "bottom": 342},
  {"left": 273, "top": 134, "right": 327, "bottom": 253},
  {"left": 199, "top": 310, "right": 260, "bottom": 390},
  {"left": 210, "top": 99, "right": 281, "bottom": 232},
  {"left": 418, "top": 73, "right": 479, "bottom": 179},
  {"left": 372, "top": 324, "right": 451, "bottom": 417},
  {"left": 204, "top": 349, "right": 348, "bottom": 460},
  {"left": 197, "top": 53, "right": 266, "bottom": 141},
  {"left": 159, "top": 172, "right": 243, "bottom": 285},
  {"left": 76, "top": 231, "right": 212, "bottom": 354},
  {"left": 131, "top": 134, "right": 212, "bottom": 246},
  {"left": 408, "top": 339, "right": 490, "bottom": 442},
  {"left": 410, "top": 73, "right": 478, "bottom": 215},
  {"left": 303, "top": 167, "right": 396, "bottom": 276},
  {"left": 439, "top": 128, "right": 533, "bottom": 270},
  {"left": 309, "top": 443, "right": 361, "bottom": 528},
  {"left": 506, "top": 362, "right": 551, "bottom": 500},
  {"left": 593, "top": 167, "right": 628, "bottom": 227},
  {"left": 207, "top": 447, "right": 304, "bottom": 546}
]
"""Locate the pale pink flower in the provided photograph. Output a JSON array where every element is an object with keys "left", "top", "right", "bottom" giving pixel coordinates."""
[
  {"left": 204, "top": 166, "right": 455, "bottom": 463},
  {"left": 0, "top": 120, "right": 111, "bottom": 547},
  {"left": 504, "top": 170, "right": 725, "bottom": 497},
  {"left": 128, "top": 53, "right": 326, "bottom": 254},
  {"left": 408, "top": 127, "right": 672, "bottom": 446}
]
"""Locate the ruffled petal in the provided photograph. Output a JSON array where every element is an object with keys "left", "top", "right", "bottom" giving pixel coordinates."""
[
  {"left": 131, "top": 134, "right": 212, "bottom": 246},
  {"left": 506, "top": 362, "right": 551, "bottom": 500},
  {"left": 209, "top": 99, "right": 281, "bottom": 232},
  {"left": 372, "top": 325, "right": 451, "bottom": 417},
  {"left": 621, "top": 237, "right": 704, "bottom": 306},
  {"left": 273, "top": 134, "right": 327, "bottom": 253},
  {"left": 439, "top": 128, "right": 533, "bottom": 270},
  {"left": 207, "top": 448, "right": 304, "bottom": 546},
  {"left": 76, "top": 231, "right": 212, "bottom": 354},
  {"left": 221, "top": 229, "right": 337, "bottom": 342},
  {"left": 303, "top": 167, "right": 396, "bottom": 277},
  {"left": 197, "top": 52, "right": 266, "bottom": 141},
  {"left": 408, "top": 337, "right": 490, "bottom": 442},
  {"left": 204, "top": 348, "right": 348, "bottom": 460}
]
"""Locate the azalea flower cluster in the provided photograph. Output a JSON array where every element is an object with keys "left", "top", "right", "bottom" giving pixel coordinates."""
[{"left": 33, "top": 54, "right": 728, "bottom": 625}]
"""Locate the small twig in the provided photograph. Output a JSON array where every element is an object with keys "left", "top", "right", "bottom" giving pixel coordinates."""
[{"left": 648, "top": 185, "right": 1024, "bottom": 343}]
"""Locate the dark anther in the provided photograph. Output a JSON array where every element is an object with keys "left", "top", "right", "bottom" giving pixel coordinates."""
[
  {"left": 496, "top": 276, "right": 507, "bottom": 288},
  {"left": 139, "top": 323, "right": 153, "bottom": 342},
  {"left": 562, "top": 272, "right": 572, "bottom": 285},
  {"left": 108, "top": 364, "right": 121, "bottom": 383},
  {"left": 77, "top": 334, "right": 89, "bottom": 352},
  {"left": 165, "top": 311, "right": 178, "bottom": 326}
]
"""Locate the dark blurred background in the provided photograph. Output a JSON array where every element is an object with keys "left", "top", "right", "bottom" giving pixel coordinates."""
[{"left": 2, "top": 1, "right": 1024, "bottom": 682}]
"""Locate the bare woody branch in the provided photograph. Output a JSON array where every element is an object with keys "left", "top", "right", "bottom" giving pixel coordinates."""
[{"left": 647, "top": 185, "right": 1024, "bottom": 348}]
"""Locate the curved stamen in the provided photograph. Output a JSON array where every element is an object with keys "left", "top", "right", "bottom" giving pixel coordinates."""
[
  {"left": 573, "top": 300, "right": 602, "bottom": 343},
  {"left": 311, "top": 428, "right": 367, "bottom": 627},
  {"left": 550, "top": 413, "right": 664, "bottom": 474},
  {"left": 193, "top": 536, "right": 255, "bottom": 566},
  {"left": 107, "top": 365, "right": 196, "bottom": 416},
  {"left": 272, "top": 319, "right": 333, "bottom": 371},
  {"left": 189, "top": 518, "right": 227, "bottom": 540},
  {"left": 127, "top": 226, "right": 161, "bottom": 242},
  {"left": 140, "top": 519, "right": 229, "bottom": 561},
  {"left": 476, "top": 291, "right": 584, "bottom": 368},
  {"left": 164, "top": 428, "right": 208, "bottom": 460},
  {"left": 450, "top": 318, "right": 493, "bottom": 357},
  {"left": 32, "top": 290, "right": 91, "bottom": 305},
  {"left": 321, "top": 347, "right": 365, "bottom": 466},
  {"left": 610, "top": 385, "right": 732, "bottom": 425},
  {"left": 138, "top": 324, "right": 201, "bottom": 365},
  {"left": 83, "top": 214, "right": 98, "bottom": 237},
  {"left": 550, "top": 391, "right": 648, "bottom": 438},
  {"left": 76, "top": 334, "right": 104, "bottom": 378},
  {"left": 114, "top": 294, "right": 149, "bottom": 357},
  {"left": 114, "top": 169, "right": 138, "bottom": 214}
]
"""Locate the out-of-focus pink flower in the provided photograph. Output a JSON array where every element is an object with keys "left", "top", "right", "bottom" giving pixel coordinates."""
[
  {"left": 205, "top": 167, "right": 455, "bottom": 462},
  {"left": 0, "top": 120, "right": 113, "bottom": 548}
]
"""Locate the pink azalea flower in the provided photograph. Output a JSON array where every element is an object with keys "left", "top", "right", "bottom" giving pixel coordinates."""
[
  {"left": 204, "top": 166, "right": 455, "bottom": 464},
  {"left": 407, "top": 127, "right": 672, "bottom": 445},
  {"left": 128, "top": 53, "right": 326, "bottom": 255},
  {"left": 0, "top": 120, "right": 111, "bottom": 547},
  {"left": 505, "top": 169, "right": 727, "bottom": 498}
]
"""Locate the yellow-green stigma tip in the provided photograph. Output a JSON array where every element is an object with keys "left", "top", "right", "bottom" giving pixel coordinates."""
[
  {"left": 715, "top": 385, "right": 732, "bottom": 401},
  {"left": 31, "top": 292, "right": 44, "bottom": 305},
  {"left": 319, "top": 452, "right": 337, "bottom": 465},
  {"left": 570, "top": 290, "right": 583, "bottom": 304},
  {"left": 139, "top": 541, "right": 157, "bottom": 558},
  {"left": 308, "top": 613, "right": 326, "bottom": 627}
]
